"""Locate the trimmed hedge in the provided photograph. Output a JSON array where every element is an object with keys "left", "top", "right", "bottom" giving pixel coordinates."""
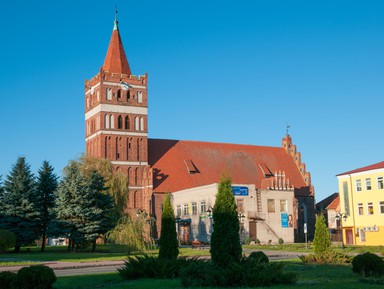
[
  {"left": 0, "top": 265, "right": 56, "bottom": 289},
  {"left": 352, "top": 252, "right": 384, "bottom": 277}
]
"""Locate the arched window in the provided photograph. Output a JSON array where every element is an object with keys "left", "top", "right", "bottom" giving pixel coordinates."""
[
  {"left": 125, "top": 116, "right": 129, "bottom": 129},
  {"left": 117, "top": 89, "right": 121, "bottom": 100},
  {"left": 126, "top": 138, "right": 129, "bottom": 160},
  {"left": 104, "top": 137, "right": 108, "bottom": 158},
  {"left": 110, "top": 115, "right": 114, "bottom": 129},
  {"left": 135, "top": 117, "right": 139, "bottom": 131},
  {"left": 128, "top": 167, "right": 132, "bottom": 185},
  {"left": 137, "top": 138, "right": 140, "bottom": 161},
  {"left": 127, "top": 90, "right": 130, "bottom": 101},
  {"left": 140, "top": 117, "right": 144, "bottom": 131},
  {"left": 137, "top": 91, "right": 143, "bottom": 103},
  {"left": 135, "top": 168, "right": 139, "bottom": 185},
  {"left": 104, "top": 114, "right": 109, "bottom": 129},
  {"left": 116, "top": 137, "right": 119, "bottom": 160},
  {"left": 118, "top": 115, "right": 123, "bottom": 129},
  {"left": 106, "top": 88, "right": 112, "bottom": 100}
]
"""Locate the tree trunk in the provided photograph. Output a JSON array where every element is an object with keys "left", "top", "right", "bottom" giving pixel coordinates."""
[
  {"left": 14, "top": 244, "right": 21, "bottom": 253},
  {"left": 67, "top": 239, "right": 72, "bottom": 251},
  {"left": 41, "top": 233, "right": 46, "bottom": 252},
  {"left": 92, "top": 240, "right": 96, "bottom": 252}
]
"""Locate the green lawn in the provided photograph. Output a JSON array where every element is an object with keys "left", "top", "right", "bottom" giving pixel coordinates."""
[{"left": 54, "top": 261, "right": 384, "bottom": 289}]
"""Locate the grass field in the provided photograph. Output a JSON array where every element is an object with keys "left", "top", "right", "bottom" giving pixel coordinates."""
[{"left": 54, "top": 261, "right": 384, "bottom": 289}]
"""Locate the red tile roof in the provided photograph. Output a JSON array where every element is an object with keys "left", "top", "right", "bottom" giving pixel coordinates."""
[
  {"left": 102, "top": 23, "right": 131, "bottom": 75},
  {"left": 336, "top": 161, "right": 384, "bottom": 176},
  {"left": 148, "top": 139, "right": 311, "bottom": 196},
  {"left": 326, "top": 195, "right": 340, "bottom": 210}
]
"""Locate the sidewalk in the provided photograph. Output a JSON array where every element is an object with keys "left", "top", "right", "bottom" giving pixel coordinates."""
[{"left": 0, "top": 260, "right": 125, "bottom": 273}]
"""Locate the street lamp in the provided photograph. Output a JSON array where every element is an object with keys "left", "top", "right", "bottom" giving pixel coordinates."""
[
  {"left": 335, "top": 212, "right": 347, "bottom": 249},
  {"left": 207, "top": 206, "right": 214, "bottom": 219}
]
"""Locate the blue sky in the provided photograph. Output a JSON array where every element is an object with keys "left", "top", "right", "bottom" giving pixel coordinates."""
[{"left": 1, "top": 0, "right": 383, "bottom": 202}]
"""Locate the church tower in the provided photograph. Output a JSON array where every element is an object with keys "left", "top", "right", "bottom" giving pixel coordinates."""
[{"left": 84, "top": 12, "right": 152, "bottom": 213}]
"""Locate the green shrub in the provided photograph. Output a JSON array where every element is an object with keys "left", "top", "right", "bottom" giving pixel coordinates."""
[
  {"left": 352, "top": 252, "right": 384, "bottom": 277},
  {"left": 180, "top": 255, "right": 297, "bottom": 287},
  {"left": 245, "top": 237, "right": 251, "bottom": 245},
  {"left": 278, "top": 238, "right": 284, "bottom": 245},
  {"left": 313, "top": 214, "right": 331, "bottom": 255},
  {"left": 16, "top": 265, "right": 56, "bottom": 289},
  {"left": 118, "top": 255, "right": 195, "bottom": 280},
  {"left": 299, "top": 251, "right": 352, "bottom": 264},
  {"left": 0, "top": 271, "right": 17, "bottom": 289},
  {"left": 255, "top": 238, "right": 260, "bottom": 244},
  {"left": 0, "top": 229, "right": 16, "bottom": 253},
  {"left": 247, "top": 251, "right": 269, "bottom": 264}
]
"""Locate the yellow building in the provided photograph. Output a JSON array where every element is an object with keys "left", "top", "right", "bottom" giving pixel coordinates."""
[{"left": 337, "top": 161, "right": 384, "bottom": 246}]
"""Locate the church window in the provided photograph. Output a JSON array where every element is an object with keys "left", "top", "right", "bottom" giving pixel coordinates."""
[
  {"left": 116, "top": 137, "right": 119, "bottom": 160},
  {"left": 138, "top": 91, "right": 143, "bottom": 103},
  {"left": 104, "top": 114, "right": 109, "bottom": 129},
  {"left": 97, "top": 90, "right": 100, "bottom": 101},
  {"left": 128, "top": 167, "right": 132, "bottom": 185},
  {"left": 125, "top": 116, "right": 129, "bottom": 129},
  {"left": 135, "top": 168, "right": 139, "bottom": 185},
  {"left": 104, "top": 137, "right": 108, "bottom": 158},
  {"left": 117, "top": 89, "right": 121, "bottom": 100},
  {"left": 110, "top": 115, "right": 114, "bottom": 129},
  {"left": 118, "top": 115, "right": 123, "bottom": 129},
  {"left": 106, "top": 88, "right": 112, "bottom": 100},
  {"left": 135, "top": 117, "right": 139, "bottom": 130},
  {"left": 127, "top": 90, "right": 131, "bottom": 101},
  {"left": 140, "top": 117, "right": 144, "bottom": 131}
]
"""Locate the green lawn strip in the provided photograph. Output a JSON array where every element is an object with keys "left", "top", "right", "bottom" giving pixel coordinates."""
[{"left": 53, "top": 261, "right": 384, "bottom": 289}]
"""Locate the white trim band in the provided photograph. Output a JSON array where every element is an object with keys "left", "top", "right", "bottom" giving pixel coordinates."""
[
  {"left": 112, "top": 161, "right": 148, "bottom": 166},
  {"left": 85, "top": 104, "right": 148, "bottom": 120},
  {"left": 86, "top": 130, "right": 148, "bottom": 142}
]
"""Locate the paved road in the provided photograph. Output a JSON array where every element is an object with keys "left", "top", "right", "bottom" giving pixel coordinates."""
[{"left": 0, "top": 250, "right": 304, "bottom": 277}]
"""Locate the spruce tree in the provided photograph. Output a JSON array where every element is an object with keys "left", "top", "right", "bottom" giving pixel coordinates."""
[
  {"left": 158, "top": 193, "right": 179, "bottom": 260},
  {"left": 0, "top": 157, "right": 39, "bottom": 252},
  {"left": 210, "top": 174, "right": 242, "bottom": 267},
  {"left": 36, "top": 161, "right": 58, "bottom": 251},
  {"left": 313, "top": 214, "right": 331, "bottom": 255}
]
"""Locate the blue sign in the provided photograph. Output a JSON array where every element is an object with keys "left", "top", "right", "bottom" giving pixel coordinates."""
[
  {"left": 232, "top": 186, "right": 249, "bottom": 196},
  {"left": 281, "top": 213, "right": 288, "bottom": 228}
]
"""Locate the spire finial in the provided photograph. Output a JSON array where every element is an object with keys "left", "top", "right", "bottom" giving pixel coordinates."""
[
  {"left": 113, "top": 6, "right": 119, "bottom": 31},
  {"left": 286, "top": 123, "right": 291, "bottom": 135}
]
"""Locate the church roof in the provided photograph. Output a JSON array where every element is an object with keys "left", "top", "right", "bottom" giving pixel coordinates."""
[
  {"left": 148, "top": 139, "right": 311, "bottom": 196},
  {"left": 102, "top": 15, "right": 131, "bottom": 75},
  {"left": 336, "top": 161, "right": 384, "bottom": 176}
]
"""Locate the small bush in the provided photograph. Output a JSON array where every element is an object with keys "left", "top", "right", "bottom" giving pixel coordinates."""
[
  {"left": 16, "top": 265, "right": 56, "bottom": 289},
  {"left": 245, "top": 237, "right": 251, "bottom": 245},
  {"left": 0, "top": 271, "right": 17, "bottom": 289},
  {"left": 247, "top": 251, "right": 269, "bottom": 264},
  {"left": 278, "top": 238, "right": 284, "bottom": 245},
  {"left": 268, "top": 239, "right": 272, "bottom": 244},
  {"left": 255, "top": 238, "right": 260, "bottom": 244},
  {"left": 0, "top": 229, "right": 16, "bottom": 253},
  {"left": 299, "top": 251, "right": 352, "bottom": 264},
  {"left": 352, "top": 252, "right": 384, "bottom": 277}
]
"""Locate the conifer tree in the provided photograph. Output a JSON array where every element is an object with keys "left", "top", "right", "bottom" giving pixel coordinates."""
[
  {"left": 158, "top": 193, "right": 179, "bottom": 260},
  {"left": 0, "top": 157, "right": 39, "bottom": 252},
  {"left": 36, "top": 160, "right": 58, "bottom": 252},
  {"left": 313, "top": 214, "right": 331, "bottom": 255},
  {"left": 210, "top": 174, "right": 242, "bottom": 267}
]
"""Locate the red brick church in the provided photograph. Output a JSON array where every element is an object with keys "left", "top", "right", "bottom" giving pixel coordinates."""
[{"left": 85, "top": 14, "right": 316, "bottom": 243}]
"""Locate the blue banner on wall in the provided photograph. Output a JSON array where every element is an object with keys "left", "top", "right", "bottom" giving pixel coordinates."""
[
  {"left": 232, "top": 186, "right": 249, "bottom": 196},
  {"left": 281, "top": 213, "right": 288, "bottom": 228}
]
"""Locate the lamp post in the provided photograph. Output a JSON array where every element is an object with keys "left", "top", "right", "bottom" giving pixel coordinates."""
[{"left": 335, "top": 212, "right": 347, "bottom": 249}]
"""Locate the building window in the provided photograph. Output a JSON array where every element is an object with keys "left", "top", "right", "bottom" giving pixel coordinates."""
[
  {"left": 192, "top": 202, "right": 197, "bottom": 215},
  {"left": 140, "top": 117, "right": 144, "bottom": 131},
  {"left": 359, "top": 228, "right": 366, "bottom": 242},
  {"left": 183, "top": 204, "right": 189, "bottom": 216},
  {"left": 280, "top": 200, "right": 288, "bottom": 212},
  {"left": 106, "top": 88, "right": 112, "bottom": 100},
  {"left": 365, "top": 178, "right": 372, "bottom": 190},
  {"left": 358, "top": 203, "right": 364, "bottom": 215},
  {"left": 104, "top": 114, "right": 109, "bottom": 129},
  {"left": 117, "top": 89, "right": 121, "bottom": 100},
  {"left": 127, "top": 90, "right": 131, "bottom": 101},
  {"left": 176, "top": 205, "right": 181, "bottom": 217},
  {"left": 378, "top": 177, "right": 383, "bottom": 190},
  {"left": 118, "top": 115, "right": 122, "bottom": 129},
  {"left": 267, "top": 199, "right": 275, "bottom": 213},
  {"left": 380, "top": 201, "right": 384, "bottom": 214},
  {"left": 138, "top": 91, "right": 143, "bottom": 103},
  {"left": 356, "top": 179, "right": 362, "bottom": 192},
  {"left": 125, "top": 116, "right": 129, "bottom": 129},
  {"left": 135, "top": 117, "right": 139, "bottom": 130},
  {"left": 343, "top": 181, "right": 350, "bottom": 216},
  {"left": 110, "top": 115, "right": 114, "bottom": 129},
  {"left": 367, "top": 202, "right": 374, "bottom": 215},
  {"left": 200, "top": 201, "right": 206, "bottom": 213}
]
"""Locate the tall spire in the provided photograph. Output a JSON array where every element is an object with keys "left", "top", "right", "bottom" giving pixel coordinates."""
[{"left": 102, "top": 9, "right": 131, "bottom": 75}]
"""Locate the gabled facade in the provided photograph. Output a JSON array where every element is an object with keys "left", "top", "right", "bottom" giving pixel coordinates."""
[
  {"left": 85, "top": 13, "right": 316, "bottom": 244},
  {"left": 337, "top": 161, "right": 384, "bottom": 245}
]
